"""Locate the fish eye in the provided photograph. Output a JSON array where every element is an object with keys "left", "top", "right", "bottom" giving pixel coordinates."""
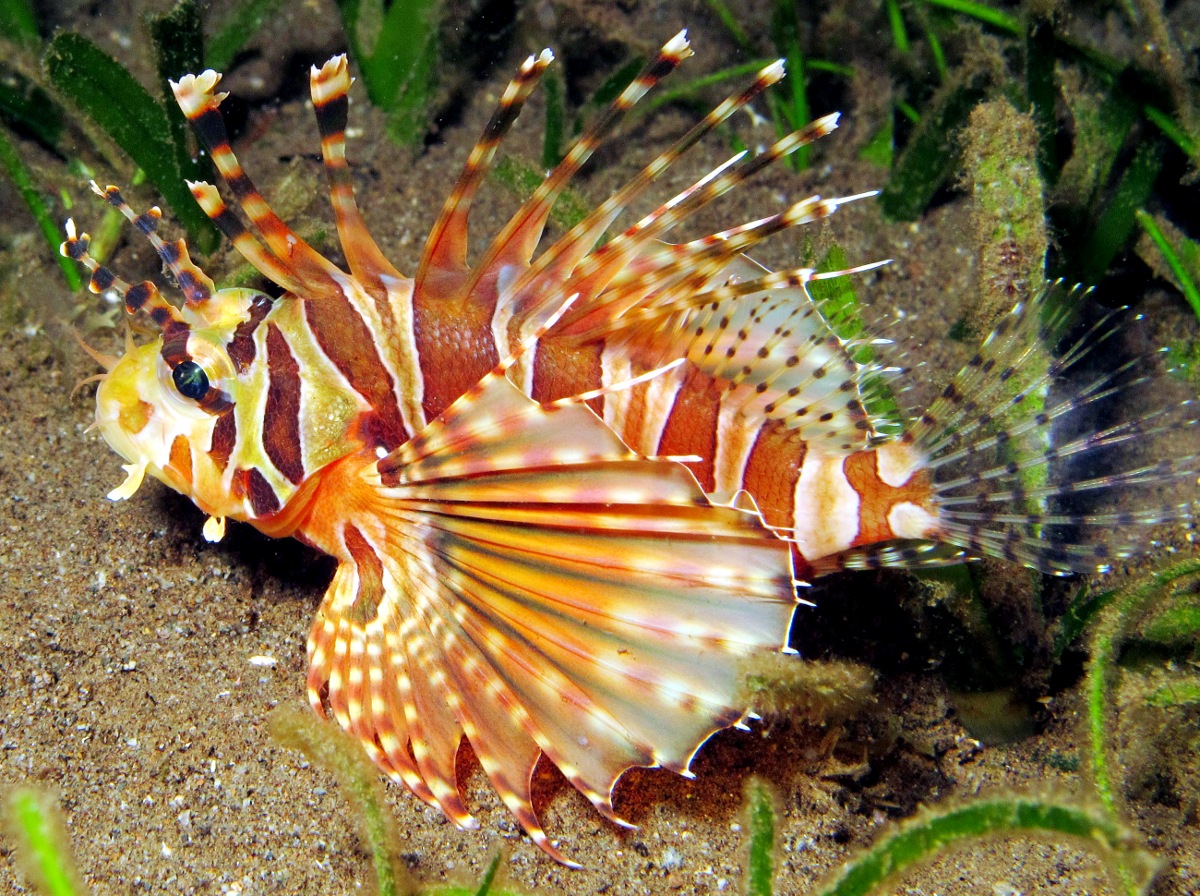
[{"left": 172, "top": 360, "right": 210, "bottom": 400}]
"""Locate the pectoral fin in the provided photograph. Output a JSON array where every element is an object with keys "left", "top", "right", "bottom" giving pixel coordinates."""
[{"left": 305, "top": 370, "right": 796, "bottom": 864}]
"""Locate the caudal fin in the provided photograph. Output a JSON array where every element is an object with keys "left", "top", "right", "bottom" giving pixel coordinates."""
[{"left": 846, "top": 283, "right": 1199, "bottom": 575}]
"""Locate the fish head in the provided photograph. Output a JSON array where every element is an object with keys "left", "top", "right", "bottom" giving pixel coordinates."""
[{"left": 91, "top": 284, "right": 272, "bottom": 523}]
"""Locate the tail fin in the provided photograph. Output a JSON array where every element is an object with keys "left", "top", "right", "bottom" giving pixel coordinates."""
[{"left": 846, "top": 283, "right": 1199, "bottom": 575}]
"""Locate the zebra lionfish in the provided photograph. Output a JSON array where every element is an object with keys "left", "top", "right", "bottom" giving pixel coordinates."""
[{"left": 63, "top": 34, "right": 1196, "bottom": 864}]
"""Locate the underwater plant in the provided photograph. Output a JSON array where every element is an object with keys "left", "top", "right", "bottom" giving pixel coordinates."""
[
  {"left": 332, "top": 0, "right": 441, "bottom": 145},
  {"left": 43, "top": 30, "right": 219, "bottom": 254},
  {"left": 333, "top": 0, "right": 441, "bottom": 145}
]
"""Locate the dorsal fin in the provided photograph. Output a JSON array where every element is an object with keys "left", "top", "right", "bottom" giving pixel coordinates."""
[
  {"left": 461, "top": 32, "right": 697, "bottom": 307},
  {"left": 613, "top": 253, "right": 894, "bottom": 451},
  {"left": 171, "top": 70, "right": 346, "bottom": 299},
  {"left": 416, "top": 49, "right": 555, "bottom": 292},
  {"left": 310, "top": 55, "right": 405, "bottom": 295}
]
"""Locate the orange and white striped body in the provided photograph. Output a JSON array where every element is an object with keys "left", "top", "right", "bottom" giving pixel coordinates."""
[{"left": 65, "top": 35, "right": 1196, "bottom": 866}]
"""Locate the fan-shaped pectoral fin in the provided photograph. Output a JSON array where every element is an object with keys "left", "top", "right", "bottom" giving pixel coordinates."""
[{"left": 303, "top": 368, "right": 796, "bottom": 864}]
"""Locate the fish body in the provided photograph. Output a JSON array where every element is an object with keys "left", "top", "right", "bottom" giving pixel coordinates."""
[{"left": 64, "top": 35, "right": 1196, "bottom": 864}]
